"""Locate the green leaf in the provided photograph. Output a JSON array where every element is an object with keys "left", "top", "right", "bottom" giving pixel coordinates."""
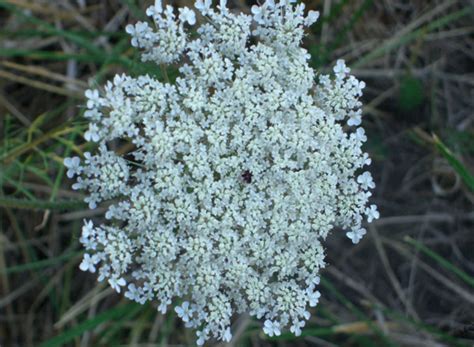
[{"left": 399, "top": 74, "right": 424, "bottom": 112}]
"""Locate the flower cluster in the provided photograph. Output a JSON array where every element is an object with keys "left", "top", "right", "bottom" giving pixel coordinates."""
[{"left": 65, "top": 0, "right": 378, "bottom": 344}]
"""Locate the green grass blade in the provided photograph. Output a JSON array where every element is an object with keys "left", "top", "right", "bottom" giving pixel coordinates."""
[
  {"left": 404, "top": 236, "right": 474, "bottom": 288},
  {"left": 320, "top": 277, "right": 399, "bottom": 347},
  {"left": 0, "top": 48, "right": 106, "bottom": 63},
  {"left": 0, "top": 173, "right": 37, "bottom": 200},
  {"left": 2, "top": 252, "right": 82, "bottom": 274},
  {"left": 354, "top": 8, "right": 473, "bottom": 68},
  {"left": 120, "top": 0, "right": 147, "bottom": 20},
  {"left": 98, "top": 303, "right": 147, "bottom": 343},
  {"left": 0, "top": 196, "right": 85, "bottom": 210},
  {"left": 0, "top": 2, "right": 103, "bottom": 57},
  {"left": 268, "top": 327, "right": 334, "bottom": 341},
  {"left": 38, "top": 303, "right": 141, "bottom": 347},
  {"left": 376, "top": 303, "right": 470, "bottom": 347},
  {"left": 432, "top": 134, "right": 474, "bottom": 192},
  {"left": 49, "top": 132, "right": 78, "bottom": 203}
]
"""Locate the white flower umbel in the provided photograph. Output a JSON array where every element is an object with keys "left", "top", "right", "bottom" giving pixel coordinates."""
[{"left": 66, "top": 0, "right": 378, "bottom": 344}]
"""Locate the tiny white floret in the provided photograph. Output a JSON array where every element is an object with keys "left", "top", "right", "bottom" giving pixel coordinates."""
[
  {"left": 175, "top": 301, "right": 193, "bottom": 322},
  {"left": 263, "top": 320, "right": 281, "bottom": 337},
  {"left": 357, "top": 171, "right": 375, "bottom": 190},
  {"left": 346, "top": 228, "right": 367, "bottom": 244},
  {"left": 365, "top": 204, "right": 380, "bottom": 222},
  {"left": 64, "top": 156, "right": 81, "bottom": 178},
  {"left": 179, "top": 7, "right": 196, "bottom": 25},
  {"left": 79, "top": 253, "right": 98, "bottom": 273},
  {"left": 108, "top": 277, "right": 126, "bottom": 293}
]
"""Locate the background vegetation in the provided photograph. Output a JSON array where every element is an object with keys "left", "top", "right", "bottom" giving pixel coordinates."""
[{"left": 1, "top": 0, "right": 473, "bottom": 346}]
